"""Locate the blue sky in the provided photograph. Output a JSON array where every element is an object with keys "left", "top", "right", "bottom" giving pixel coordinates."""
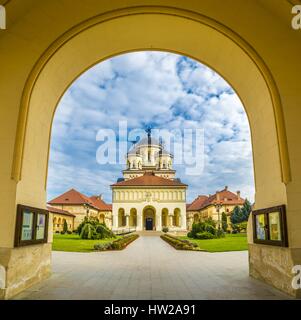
[{"left": 47, "top": 51, "right": 254, "bottom": 203}]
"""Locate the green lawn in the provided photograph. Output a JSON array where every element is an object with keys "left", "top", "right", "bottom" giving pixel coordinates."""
[
  {"left": 179, "top": 233, "right": 248, "bottom": 252},
  {"left": 52, "top": 233, "right": 119, "bottom": 252}
]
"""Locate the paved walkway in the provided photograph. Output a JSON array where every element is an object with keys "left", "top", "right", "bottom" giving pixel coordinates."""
[{"left": 14, "top": 235, "right": 290, "bottom": 300}]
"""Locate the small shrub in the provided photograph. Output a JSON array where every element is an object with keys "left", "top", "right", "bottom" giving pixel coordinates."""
[
  {"left": 80, "top": 223, "right": 96, "bottom": 239},
  {"left": 94, "top": 243, "right": 112, "bottom": 251},
  {"left": 63, "top": 220, "right": 68, "bottom": 233},
  {"left": 94, "top": 234, "right": 139, "bottom": 251},
  {"left": 77, "top": 217, "right": 116, "bottom": 240},
  {"left": 235, "top": 221, "right": 248, "bottom": 233},
  {"left": 96, "top": 224, "right": 116, "bottom": 239},
  {"left": 216, "top": 229, "right": 225, "bottom": 238},
  {"left": 196, "top": 231, "right": 215, "bottom": 240},
  {"left": 189, "top": 218, "right": 218, "bottom": 239},
  {"left": 187, "top": 231, "right": 194, "bottom": 238},
  {"left": 203, "top": 223, "right": 216, "bottom": 236},
  {"left": 162, "top": 227, "right": 169, "bottom": 233},
  {"left": 160, "top": 234, "right": 198, "bottom": 251},
  {"left": 60, "top": 231, "right": 66, "bottom": 235},
  {"left": 111, "top": 234, "right": 139, "bottom": 250}
]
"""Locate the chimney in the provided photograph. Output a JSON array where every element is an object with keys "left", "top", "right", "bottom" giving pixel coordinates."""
[
  {"left": 237, "top": 191, "right": 241, "bottom": 199},
  {"left": 98, "top": 194, "right": 103, "bottom": 200},
  {"left": 225, "top": 186, "right": 228, "bottom": 191},
  {"left": 216, "top": 192, "right": 220, "bottom": 201}
]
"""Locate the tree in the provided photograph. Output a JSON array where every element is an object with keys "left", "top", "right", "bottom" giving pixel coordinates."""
[
  {"left": 231, "top": 206, "right": 244, "bottom": 224},
  {"left": 221, "top": 212, "right": 228, "bottom": 232},
  {"left": 77, "top": 217, "right": 116, "bottom": 240},
  {"left": 63, "top": 219, "right": 68, "bottom": 234},
  {"left": 241, "top": 199, "right": 252, "bottom": 221},
  {"left": 80, "top": 223, "right": 96, "bottom": 239}
]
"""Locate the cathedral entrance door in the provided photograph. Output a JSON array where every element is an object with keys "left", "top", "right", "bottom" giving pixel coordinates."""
[{"left": 146, "top": 218, "right": 153, "bottom": 231}]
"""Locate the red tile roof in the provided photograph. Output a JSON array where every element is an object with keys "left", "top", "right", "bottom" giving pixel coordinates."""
[
  {"left": 187, "top": 195, "right": 209, "bottom": 211},
  {"left": 187, "top": 187, "right": 245, "bottom": 211},
  {"left": 90, "top": 196, "right": 112, "bottom": 211},
  {"left": 111, "top": 172, "right": 187, "bottom": 187},
  {"left": 48, "top": 189, "right": 95, "bottom": 206},
  {"left": 48, "top": 189, "right": 112, "bottom": 211},
  {"left": 46, "top": 206, "right": 76, "bottom": 217}
]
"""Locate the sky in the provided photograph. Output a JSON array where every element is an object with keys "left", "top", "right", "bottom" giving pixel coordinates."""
[{"left": 47, "top": 51, "right": 254, "bottom": 203}]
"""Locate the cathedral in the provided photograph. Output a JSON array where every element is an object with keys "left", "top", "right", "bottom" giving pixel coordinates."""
[
  {"left": 111, "top": 131, "right": 187, "bottom": 231},
  {"left": 48, "top": 131, "right": 246, "bottom": 233}
]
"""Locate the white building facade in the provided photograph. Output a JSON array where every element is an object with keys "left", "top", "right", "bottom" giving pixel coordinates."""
[{"left": 111, "top": 133, "right": 187, "bottom": 231}]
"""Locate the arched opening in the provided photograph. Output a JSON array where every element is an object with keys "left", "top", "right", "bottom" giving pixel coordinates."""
[
  {"left": 1, "top": 4, "right": 298, "bottom": 300},
  {"left": 161, "top": 208, "right": 168, "bottom": 227},
  {"left": 57, "top": 218, "right": 62, "bottom": 232},
  {"left": 193, "top": 214, "right": 199, "bottom": 224},
  {"left": 99, "top": 214, "right": 105, "bottom": 224},
  {"left": 173, "top": 209, "right": 181, "bottom": 228},
  {"left": 53, "top": 217, "right": 57, "bottom": 231},
  {"left": 118, "top": 208, "right": 126, "bottom": 228},
  {"left": 143, "top": 206, "right": 156, "bottom": 231}
]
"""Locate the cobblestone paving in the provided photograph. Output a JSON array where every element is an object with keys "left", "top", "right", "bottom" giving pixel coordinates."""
[{"left": 14, "top": 235, "right": 290, "bottom": 300}]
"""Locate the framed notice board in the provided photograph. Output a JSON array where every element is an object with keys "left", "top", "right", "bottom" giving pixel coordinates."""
[
  {"left": 14, "top": 204, "right": 49, "bottom": 247},
  {"left": 252, "top": 205, "right": 288, "bottom": 247}
]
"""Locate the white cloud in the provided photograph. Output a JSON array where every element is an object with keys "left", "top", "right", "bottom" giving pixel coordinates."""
[{"left": 48, "top": 51, "right": 255, "bottom": 203}]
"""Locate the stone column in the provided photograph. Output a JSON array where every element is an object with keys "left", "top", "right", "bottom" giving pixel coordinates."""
[
  {"left": 113, "top": 211, "right": 118, "bottom": 229},
  {"left": 137, "top": 210, "right": 143, "bottom": 231},
  {"left": 125, "top": 214, "right": 130, "bottom": 228},
  {"left": 169, "top": 214, "right": 173, "bottom": 228},
  {"left": 181, "top": 213, "right": 187, "bottom": 230},
  {"left": 156, "top": 212, "right": 162, "bottom": 231}
]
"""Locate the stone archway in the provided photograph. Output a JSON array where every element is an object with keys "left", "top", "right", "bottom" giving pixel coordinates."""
[
  {"left": 99, "top": 214, "right": 105, "bottom": 224},
  {"left": 193, "top": 214, "right": 199, "bottom": 224},
  {"left": 143, "top": 206, "right": 156, "bottom": 231},
  {"left": 118, "top": 208, "right": 126, "bottom": 228},
  {"left": 173, "top": 208, "right": 181, "bottom": 228},
  {"left": 0, "top": 2, "right": 301, "bottom": 299}
]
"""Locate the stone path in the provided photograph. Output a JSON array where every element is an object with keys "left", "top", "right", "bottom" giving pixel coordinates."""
[{"left": 14, "top": 235, "right": 290, "bottom": 300}]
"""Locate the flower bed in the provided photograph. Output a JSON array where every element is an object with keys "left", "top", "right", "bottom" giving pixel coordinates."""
[
  {"left": 160, "top": 234, "right": 201, "bottom": 251},
  {"left": 94, "top": 234, "right": 139, "bottom": 251}
]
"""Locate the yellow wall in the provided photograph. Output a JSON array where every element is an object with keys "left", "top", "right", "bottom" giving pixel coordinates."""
[
  {"left": 112, "top": 186, "right": 187, "bottom": 230},
  {"left": 52, "top": 214, "right": 74, "bottom": 232},
  {"left": 50, "top": 204, "right": 112, "bottom": 229},
  {"left": 187, "top": 204, "right": 244, "bottom": 230}
]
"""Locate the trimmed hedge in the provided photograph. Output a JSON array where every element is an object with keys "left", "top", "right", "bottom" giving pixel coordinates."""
[
  {"left": 196, "top": 231, "right": 215, "bottom": 239},
  {"left": 94, "top": 234, "right": 139, "bottom": 251},
  {"left": 160, "top": 234, "right": 199, "bottom": 251}
]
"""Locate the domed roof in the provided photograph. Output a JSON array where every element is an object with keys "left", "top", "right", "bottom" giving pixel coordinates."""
[
  {"left": 160, "top": 148, "right": 173, "bottom": 157},
  {"left": 135, "top": 137, "right": 161, "bottom": 146},
  {"left": 127, "top": 134, "right": 173, "bottom": 158},
  {"left": 127, "top": 149, "right": 142, "bottom": 156}
]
